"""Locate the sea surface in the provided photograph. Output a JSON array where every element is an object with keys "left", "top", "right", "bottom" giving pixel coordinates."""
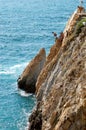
[{"left": 0, "top": 0, "right": 86, "bottom": 130}]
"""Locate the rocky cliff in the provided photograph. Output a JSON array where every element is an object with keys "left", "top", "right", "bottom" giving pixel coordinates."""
[
  {"left": 17, "top": 48, "right": 46, "bottom": 93},
  {"left": 28, "top": 7, "right": 86, "bottom": 130}
]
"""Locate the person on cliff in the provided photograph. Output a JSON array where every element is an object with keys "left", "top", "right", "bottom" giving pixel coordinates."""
[
  {"left": 52, "top": 32, "right": 58, "bottom": 41},
  {"left": 77, "top": 6, "right": 84, "bottom": 13}
]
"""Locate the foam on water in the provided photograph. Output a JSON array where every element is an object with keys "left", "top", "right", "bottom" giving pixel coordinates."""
[
  {"left": 17, "top": 109, "right": 30, "bottom": 130},
  {"left": 18, "top": 89, "right": 32, "bottom": 97},
  {"left": 0, "top": 70, "right": 15, "bottom": 75},
  {"left": 0, "top": 62, "right": 28, "bottom": 75}
]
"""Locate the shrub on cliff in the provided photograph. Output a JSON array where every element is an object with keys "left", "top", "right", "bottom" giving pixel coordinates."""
[{"left": 75, "top": 18, "right": 86, "bottom": 35}]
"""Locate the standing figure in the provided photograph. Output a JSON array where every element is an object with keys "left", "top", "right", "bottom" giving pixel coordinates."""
[
  {"left": 52, "top": 32, "right": 57, "bottom": 38},
  {"left": 52, "top": 32, "right": 58, "bottom": 41},
  {"left": 77, "top": 6, "right": 84, "bottom": 13}
]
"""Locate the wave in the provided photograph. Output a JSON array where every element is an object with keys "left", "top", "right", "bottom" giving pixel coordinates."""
[
  {"left": 0, "top": 62, "right": 29, "bottom": 75},
  {"left": 22, "top": 109, "right": 32, "bottom": 130},
  {"left": 10, "top": 62, "right": 28, "bottom": 70},
  {"left": 17, "top": 108, "right": 31, "bottom": 130},
  {"left": 18, "top": 89, "right": 32, "bottom": 97},
  {"left": 0, "top": 70, "right": 15, "bottom": 75}
]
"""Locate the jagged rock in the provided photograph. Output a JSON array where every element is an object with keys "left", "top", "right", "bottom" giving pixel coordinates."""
[
  {"left": 28, "top": 8, "right": 86, "bottom": 130},
  {"left": 17, "top": 48, "right": 46, "bottom": 93},
  {"left": 45, "top": 32, "right": 64, "bottom": 66},
  {"left": 36, "top": 32, "right": 64, "bottom": 94},
  {"left": 29, "top": 102, "right": 42, "bottom": 130}
]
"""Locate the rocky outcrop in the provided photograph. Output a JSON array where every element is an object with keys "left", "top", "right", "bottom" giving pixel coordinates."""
[
  {"left": 36, "top": 7, "right": 83, "bottom": 94},
  {"left": 29, "top": 102, "right": 42, "bottom": 130},
  {"left": 28, "top": 7, "right": 86, "bottom": 130},
  {"left": 45, "top": 32, "right": 64, "bottom": 66},
  {"left": 17, "top": 48, "right": 46, "bottom": 93},
  {"left": 36, "top": 32, "right": 64, "bottom": 94}
]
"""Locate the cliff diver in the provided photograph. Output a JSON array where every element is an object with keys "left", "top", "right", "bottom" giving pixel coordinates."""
[{"left": 52, "top": 32, "right": 58, "bottom": 38}]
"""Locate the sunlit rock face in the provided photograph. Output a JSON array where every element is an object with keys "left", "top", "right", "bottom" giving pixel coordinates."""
[
  {"left": 17, "top": 48, "right": 46, "bottom": 93},
  {"left": 28, "top": 7, "right": 86, "bottom": 130}
]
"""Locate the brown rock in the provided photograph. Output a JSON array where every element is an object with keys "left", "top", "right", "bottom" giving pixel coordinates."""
[
  {"left": 45, "top": 39, "right": 62, "bottom": 65},
  {"left": 28, "top": 8, "right": 86, "bottom": 130},
  {"left": 28, "top": 102, "right": 42, "bottom": 130},
  {"left": 36, "top": 32, "right": 64, "bottom": 94},
  {"left": 77, "top": 6, "right": 85, "bottom": 13},
  {"left": 17, "top": 48, "right": 46, "bottom": 93}
]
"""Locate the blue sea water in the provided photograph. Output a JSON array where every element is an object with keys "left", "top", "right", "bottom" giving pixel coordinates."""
[{"left": 0, "top": 0, "right": 86, "bottom": 130}]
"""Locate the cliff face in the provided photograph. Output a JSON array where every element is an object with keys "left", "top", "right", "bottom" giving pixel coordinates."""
[{"left": 28, "top": 8, "right": 86, "bottom": 130}]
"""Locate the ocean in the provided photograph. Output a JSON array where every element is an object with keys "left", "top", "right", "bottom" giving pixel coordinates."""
[{"left": 0, "top": 0, "right": 85, "bottom": 130}]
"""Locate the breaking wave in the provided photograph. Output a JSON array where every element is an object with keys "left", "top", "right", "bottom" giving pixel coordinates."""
[
  {"left": 18, "top": 89, "right": 32, "bottom": 97},
  {"left": 0, "top": 62, "right": 29, "bottom": 75}
]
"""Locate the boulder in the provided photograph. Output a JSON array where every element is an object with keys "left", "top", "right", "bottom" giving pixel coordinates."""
[{"left": 17, "top": 48, "right": 46, "bottom": 93}]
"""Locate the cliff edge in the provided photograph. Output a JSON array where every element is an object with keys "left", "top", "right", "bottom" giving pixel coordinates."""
[{"left": 28, "top": 7, "right": 86, "bottom": 130}]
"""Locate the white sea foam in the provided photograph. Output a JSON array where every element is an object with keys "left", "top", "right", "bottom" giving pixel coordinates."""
[
  {"left": 24, "top": 111, "right": 31, "bottom": 130},
  {"left": 17, "top": 108, "right": 31, "bottom": 130},
  {"left": 0, "top": 70, "right": 15, "bottom": 75},
  {"left": 18, "top": 89, "right": 32, "bottom": 97},
  {"left": 0, "top": 62, "right": 29, "bottom": 75},
  {"left": 10, "top": 62, "right": 28, "bottom": 70},
  {"left": 10, "top": 62, "right": 29, "bottom": 74},
  {"left": 25, "top": 122, "right": 30, "bottom": 130}
]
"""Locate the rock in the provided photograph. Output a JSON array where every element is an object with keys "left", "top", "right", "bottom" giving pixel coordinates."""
[
  {"left": 28, "top": 8, "right": 86, "bottom": 130},
  {"left": 17, "top": 48, "right": 46, "bottom": 93},
  {"left": 28, "top": 102, "right": 42, "bottom": 130},
  {"left": 36, "top": 32, "right": 64, "bottom": 94},
  {"left": 45, "top": 32, "right": 64, "bottom": 66}
]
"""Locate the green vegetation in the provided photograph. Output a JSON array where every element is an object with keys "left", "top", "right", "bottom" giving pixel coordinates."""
[{"left": 75, "top": 18, "right": 86, "bottom": 35}]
